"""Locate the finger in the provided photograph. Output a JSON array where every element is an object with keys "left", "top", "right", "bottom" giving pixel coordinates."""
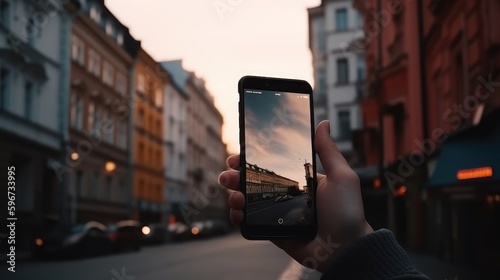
[
  {"left": 229, "top": 209, "right": 243, "bottom": 226},
  {"left": 226, "top": 154, "right": 240, "bottom": 170},
  {"left": 218, "top": 170, "right": 240, "bottom": 191},
  {"left": 315, "top": 120, "right": 351, "bottom": 177},
  {"left": 228, "top": 191, "right": 245, "bottom": 210}
]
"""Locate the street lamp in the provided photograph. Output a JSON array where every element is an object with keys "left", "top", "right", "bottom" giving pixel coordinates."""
[
  {"left": 105, "top": 161, "right": 116, "bottom": 173},
  {"left": 70, "top": 152, "right": 79, "bottom": 161}
]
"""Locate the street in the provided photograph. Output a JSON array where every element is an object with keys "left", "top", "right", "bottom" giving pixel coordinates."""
[
  {"left": 4, "top": 233, "right": 293, "bottom": 280},
  {"left": 1, "top": 231, "right": 483, "bottom": 280},
  {"left": 247, "top": 195, "right": 311, "bottom": 225}
]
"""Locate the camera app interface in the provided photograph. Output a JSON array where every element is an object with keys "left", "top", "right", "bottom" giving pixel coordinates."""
[{"left": 244, "top": 89, "right": 315, "bottom": 226}]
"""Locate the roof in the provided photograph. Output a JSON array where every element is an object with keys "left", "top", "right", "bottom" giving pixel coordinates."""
[{"left": 160, "top": 60, "right": 189, "bottom": 90}]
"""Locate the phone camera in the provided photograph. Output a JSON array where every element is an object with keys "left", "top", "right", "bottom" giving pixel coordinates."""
[{"left": 266, "top": 83, "right": 269, "bottom": 86}]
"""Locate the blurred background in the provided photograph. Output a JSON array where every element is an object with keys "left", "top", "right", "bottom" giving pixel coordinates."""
[{"left": 0, "top": 0, "right": 499, "bottom": 279}]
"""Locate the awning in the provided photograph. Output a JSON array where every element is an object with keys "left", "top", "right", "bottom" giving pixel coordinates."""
[{"left": 427, "top": 110, "right": 500, "bottom": 188}]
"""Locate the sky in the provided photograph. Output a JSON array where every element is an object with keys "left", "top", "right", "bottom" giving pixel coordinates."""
[
  {"left": 245, "top": 91, "right": 313, "bottom": 186},
  {"left": 105, "top": 0, "right": 322, "bottom": 154}
]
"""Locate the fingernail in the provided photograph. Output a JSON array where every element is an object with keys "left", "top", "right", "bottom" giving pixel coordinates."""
[
  {"left": 218, "top": 173, "right": 228, "bottom": 187},
  {"left": 327, "top": 121, "right": 331, "bottom": 134}
]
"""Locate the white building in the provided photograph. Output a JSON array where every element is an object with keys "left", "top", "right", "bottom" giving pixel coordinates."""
[
  {"left": 162, "top": 60, "right": 228, "bottom": 224},
  {"left": 0, "top": 0, "right": 79, "bottom": 251},
  {"left": 308, "top": 0, "right": 365, "bottom": 166},
  {"left": 160, "top": 60, "right": 189, "bottom": 223}
]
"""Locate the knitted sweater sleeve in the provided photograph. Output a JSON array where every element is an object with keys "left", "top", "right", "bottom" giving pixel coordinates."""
[{"left": 320, "top": 229, "right": 431, "bottom": 280}]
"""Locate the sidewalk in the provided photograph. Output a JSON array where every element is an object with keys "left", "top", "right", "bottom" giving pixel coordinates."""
[
  {"left": 407, "top": 251, "right": 479, "bottom": 280},
  {"left": 277, "top": 250, "right": 481, "bottom": 280}
]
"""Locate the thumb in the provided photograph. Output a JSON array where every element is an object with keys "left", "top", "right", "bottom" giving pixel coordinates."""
[{"left": 314, "top": 120, "right": 350, "bottom": 177}]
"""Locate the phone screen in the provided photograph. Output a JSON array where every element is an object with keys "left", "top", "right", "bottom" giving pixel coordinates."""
[{"left": 243, "top": 88, "right": 315, "bottom": 227}]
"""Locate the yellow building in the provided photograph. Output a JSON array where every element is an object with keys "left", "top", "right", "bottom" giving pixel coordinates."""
[
  {"left": 133, "top": 48, "right": 169, "bottom": 223},
  {"left": 246, "top": 163, "right": 299, "bottom": 203}
]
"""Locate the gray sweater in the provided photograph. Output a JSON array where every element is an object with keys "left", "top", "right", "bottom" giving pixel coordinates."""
[{"left": 321, "top": 229, "right": 431, "bottom": 280}]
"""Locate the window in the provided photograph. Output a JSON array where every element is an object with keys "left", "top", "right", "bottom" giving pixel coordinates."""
[
  {"left": 335, "top": 8, "right": 348, "bottom": 31},
  {"left": 90, "top": 6, "right": 101, "bottom": 24},
  {"left": 138, "top": 142, "right": 145, "bottom": 163},
  {"left": 337, "top": 58, "right": 349, "bottom": 85},
  {"left": 356, "top": 55, "right": 365, "bottom": 81},
  {"left": 116, "top": 32, "right": 123, "bottom": 46},
  {"left": 318, "top": 69, "right": 326, "bottom": 97},
  {"left": 137, "top": 73, "right": 145, "bottom": 92},
  {"left": 118, "top": 180, "right": 125, "bottom": 202},
  {"left": 92, "top": 105, "right": 101, "bottom": 137},
  {"left": 76, "top": 171, "right": 83, "bottom": 197},
  {"left": 155, "top": 88, "right": 162, "bottom": 107},
  {"left": 26, "top": 17, "right": 37, "bottom": 45},
  {"left": 337, "top": 110, "right": 351, "bottom": 140},
  {"left": 105, "top": 22, "right": 114, "bottom": 37},
  {"left": 76, "top": 96, "right": 83, "bottom": 129},
  {"left": 104, "top": 112, "right": 114, "bottom": 143},
  {"left": 102, "top": 61, "right": 114, "bottom": 86},
  {"left": 0, "top": 68, "right": 9, "bottom": 109},
  {"left": 24, "top": 82, "right": 34, "bottom": 120},
  {"left": 355, "top": 10, "right": 363, "bottom": 29},
  {"left": 119, "top": 121, "right": 127, "bottom": 149},
  {"left": 94, "top": 172, "right": 100, "bottom": 199},
  {"left": 1, "top": 0, "right": 10, "bottom": 27},
  {"left": 71, "top": 35, "right": 85, "bottom": 65},
  {"left": 105, "top": 176, "right": 112, "bottom": 201},
  {"left": 88, "top": 102, "right": 95, "bottom": 130},
  {"left": 116, "top": 73, "right": 127, "bottom": 95},
  {"left": 70, "top": 93, "right": 77, "bottom": 127},
  {"left": 137, "top": 109, "right": 145, "bottom": 128},
  {"left": 88, "top": 49, "right": 101, "bottom": 77}
]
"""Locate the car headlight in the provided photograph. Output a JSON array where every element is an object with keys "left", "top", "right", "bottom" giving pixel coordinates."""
[{"left": 142, "top": 226, "right": 151, "bottom": 235}]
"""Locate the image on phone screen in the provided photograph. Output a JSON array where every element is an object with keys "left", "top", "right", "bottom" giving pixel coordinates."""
[{"left": 243, "top": 89, "right": 315, "bottom": 226}]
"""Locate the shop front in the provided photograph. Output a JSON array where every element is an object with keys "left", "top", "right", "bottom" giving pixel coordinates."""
[{"left": 426, "top": 111, "right": 500, "bottom": 275}]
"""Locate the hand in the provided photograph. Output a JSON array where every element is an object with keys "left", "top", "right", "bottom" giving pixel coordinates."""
[{"left": 218, "top": 120, "right": 373, "bottom": 273}]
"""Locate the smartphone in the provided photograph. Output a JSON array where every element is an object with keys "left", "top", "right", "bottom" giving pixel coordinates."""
[{"left": 238, "top": 76, "right": 317, "bottom": 240}]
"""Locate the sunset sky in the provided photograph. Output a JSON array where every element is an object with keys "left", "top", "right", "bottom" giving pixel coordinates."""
[
  {"left": 244, "top": 91, "right": 313, "bottom": 186},
  {"left": 105, "top": 0, "right": 321, "bottom": 154}
]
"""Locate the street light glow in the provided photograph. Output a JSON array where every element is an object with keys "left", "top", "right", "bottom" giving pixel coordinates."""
[
  {"left": 105, "top": 161, "right": 116, "bottom": 173},
  {"left": 70, "top": 152, "right": 79, "bottom": 161}
]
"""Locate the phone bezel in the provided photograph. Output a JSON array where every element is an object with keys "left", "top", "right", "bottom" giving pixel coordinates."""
[{"left": 238, "top": 75, "right": 318, "bottom": 240}]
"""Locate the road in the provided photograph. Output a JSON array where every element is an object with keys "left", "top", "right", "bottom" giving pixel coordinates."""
[
  {"left": 3, "top": 233, "right": 298, "bottom": 280},
  {"left": 1, "top": 231, "right": 482, "bottom": 280},
  {"left": 247, "top": 195, "right": 311, "bottom": 225}
]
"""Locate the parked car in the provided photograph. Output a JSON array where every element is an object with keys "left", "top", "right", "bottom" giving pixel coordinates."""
[
  {"left": 141, "top": 223, "right": 168, "bottom": 244},
  {"left": 190, "top": 220, "right": 231, "bottom": 238},
  {"left": 107, "top": 220, "right": 142, "bottom": 252},
  {"left": 274, "top": 196, "right": 284, "bottom": 203},
  {"left": 167, "top": 222, "right": 190, "bottom": 241},
  {"left": 33, "top": 221, "right": 113, "bottom": 258}
]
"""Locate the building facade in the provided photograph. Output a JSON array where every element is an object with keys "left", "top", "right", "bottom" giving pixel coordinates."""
[
  {"left": 67, "top": 0, "right": 139, "bottom": 225},
  {"left": 355, "top": 0, "right": 500, "bottom": 274},
  {"left": 246, "top": 163, "right": 299, "bottom": 203},
  {"left": 308, "top": 0, "right": 365, "bottom": 168},
  {"left": 184, "top": 73, "right": 228, "bottom": 223},
  {"left": 162, "top": 60, "right": 228, "bottom": 224},
  {"left": 160, "top": 61, "right": 189, "bottom": 224},
  {"left": 132, "top": 48, "right": 167, "bottom": 224},
  {"left": 0, "top": 0, "right": 79, "bottom": 251}
]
